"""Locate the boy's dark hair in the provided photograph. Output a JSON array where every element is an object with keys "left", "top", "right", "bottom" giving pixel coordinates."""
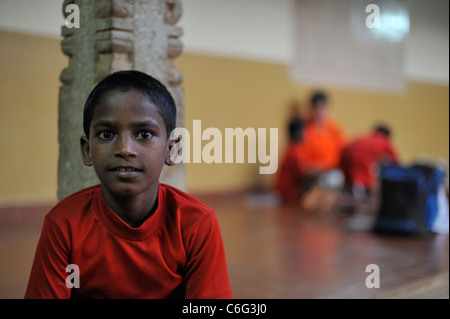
[
  {"left": 310, "top": 91, "right": 328, "bottom": 108},
  {"left": 375, "top": 125, "right": 391, "bottom": 137},
  {"left": 83, "top": 70, "right": 176, "bottom": 138},
  {"left": 288, "top": 117, "right": 304, "bottom": 142}
]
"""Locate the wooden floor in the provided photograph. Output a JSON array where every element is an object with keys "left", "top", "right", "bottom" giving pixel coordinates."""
[{"left": 0, "top": 190, "right": 448, "bottom": 299}]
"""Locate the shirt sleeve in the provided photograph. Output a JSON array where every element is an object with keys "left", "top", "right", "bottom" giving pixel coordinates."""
[
  {"left": 183, "top": 212, "right": 233, "bottom": 299},
  {"left": 385, "top": 142, "right": 399, "bottom": 163},
  {"left": 24, "top": 215, "right": 72, "bottom": 299}
]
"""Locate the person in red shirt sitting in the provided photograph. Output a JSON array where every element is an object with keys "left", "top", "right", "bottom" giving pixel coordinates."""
[
  {"left": 25, "top": 70, "right": 232, "bottom": 299},
  {"left": 340, "top": 125, "right": 399, "bottom": 199},
  {"left": 274, "top": 116, "right": 309, "bottom": 202}
]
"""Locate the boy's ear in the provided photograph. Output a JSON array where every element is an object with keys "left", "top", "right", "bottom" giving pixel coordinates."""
[
  {"left": 165, "top": 135, "right": 181, "bottom": 166},
  {"left": 80, "top": 136, "right": 93, "bottom": 166}
]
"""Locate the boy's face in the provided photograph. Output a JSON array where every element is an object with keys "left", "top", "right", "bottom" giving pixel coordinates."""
[
  {"left": 312, "top": 102, "right": 328, "bottom": 122},
  {"left": 80, "top": 89, "right": 176, "bottom": 200}
]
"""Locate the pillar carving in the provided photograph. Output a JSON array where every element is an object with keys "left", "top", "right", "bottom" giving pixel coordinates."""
[{"left": 58, "top": 0, "right": 185, "bottom": 200}]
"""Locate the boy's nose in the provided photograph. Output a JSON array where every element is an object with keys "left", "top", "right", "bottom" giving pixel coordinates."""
[{"left": 114, "top": 134, "right": 137, "bottom": 158}]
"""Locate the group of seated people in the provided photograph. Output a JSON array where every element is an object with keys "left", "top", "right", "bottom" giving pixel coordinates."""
[{"left": 274, "top": 91, "right": 399, "bottom": 212}]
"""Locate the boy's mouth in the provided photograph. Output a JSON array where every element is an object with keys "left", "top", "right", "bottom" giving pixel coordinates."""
[
  {"left": 115, "top": 167, "right": 138, "bottom": 172},
  {"left": 110, "top": 165, "right": 142, "bottom": 172},
  {"left": 110, "top": 166, "right": 142, "bottom": 177}
]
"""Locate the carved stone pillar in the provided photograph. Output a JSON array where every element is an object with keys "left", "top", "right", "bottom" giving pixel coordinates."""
[{"left": 58, "top": 0, "right": 185, "bottom": 200}]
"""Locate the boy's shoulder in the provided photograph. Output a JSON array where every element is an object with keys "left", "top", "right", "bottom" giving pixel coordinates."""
[
  {"left": 159, "top": 183, "right": 213, "bottom": 214},
  {"left": 159, "top": 183, "right": 221, "bottom": 240},
  {"left": 159, "top": 183, "right": 216, "bottom": 227},
  {"left": 45, "top": 184, "right": 100, "bottom": 223}
]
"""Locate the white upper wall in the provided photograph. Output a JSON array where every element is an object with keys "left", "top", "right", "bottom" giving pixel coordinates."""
[
  {"left": 0, "top": 0, "right": 448, "bottom": 85},
  {"left": 180, "top": 0, "right": 294, "bottom": 63},
  {"left": 404, "top": 0, "right": 449, "bottom": 84},
  {"left": 0, "top": 0, "right": 65, "bottom": 37}
]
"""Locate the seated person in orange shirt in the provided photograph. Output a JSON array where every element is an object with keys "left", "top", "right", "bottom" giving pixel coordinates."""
[
  {"left": 297, "top": 91, "right": 348, "bottom": 212},
  {"left": 302, "top": 91, "right": 348, "bottom": 172},
  {"left": 340, "top": 125, "right": 399, "bottom": 199},
  {"left": 274, "top": 110, "right": 341, "bottom": 213}
]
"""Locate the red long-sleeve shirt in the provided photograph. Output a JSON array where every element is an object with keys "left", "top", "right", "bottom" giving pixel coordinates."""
[
  {"left": 340, "top": 132, "right": 398, "bottom": 188},
  {"left": 274, "top": 142, "right": 316, "bottom": 202},
  {"left": 25, "top": 184, "right": 232, "bottom": 299}
]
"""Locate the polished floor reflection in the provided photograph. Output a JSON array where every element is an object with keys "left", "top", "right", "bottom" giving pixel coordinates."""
[
  {"left": 0, "top": 191, "right": 448, "bottom": 299},
  {"left": 198, "top": 191, "right": 449, "bottom": 299}
]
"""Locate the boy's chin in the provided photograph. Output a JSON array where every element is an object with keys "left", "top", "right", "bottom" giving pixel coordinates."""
[{"left": 102, "top": 183, "right": 149, "bottom": 199}]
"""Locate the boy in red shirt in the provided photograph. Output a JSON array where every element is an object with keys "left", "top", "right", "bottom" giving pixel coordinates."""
[
  {"left": 274, "top": 117, "right": 307, "bottom": 202},
  {"left": 25, "top": 70, "right": 232, "bottom": 299},
  {"left": 340, "top": 125, "right": 399, "bottom": 198}
]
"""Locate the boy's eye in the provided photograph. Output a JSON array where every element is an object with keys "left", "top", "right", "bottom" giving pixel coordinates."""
[
  {"left": 137, "top": 130, "right": 153, "bottom": 140},
  {"left": 98, "top": 131, "right": 115, "bottom": 140}
]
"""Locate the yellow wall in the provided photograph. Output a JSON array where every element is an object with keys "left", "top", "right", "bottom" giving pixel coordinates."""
[
  {"left": 0, "top": 30, "right": 448, "bottom": 204},
  {"left": 179, "top": 53, "right": 449, "bottom": 193},
  {"left": 0, "top": 31, "right": 66, "bottom": 205}
]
